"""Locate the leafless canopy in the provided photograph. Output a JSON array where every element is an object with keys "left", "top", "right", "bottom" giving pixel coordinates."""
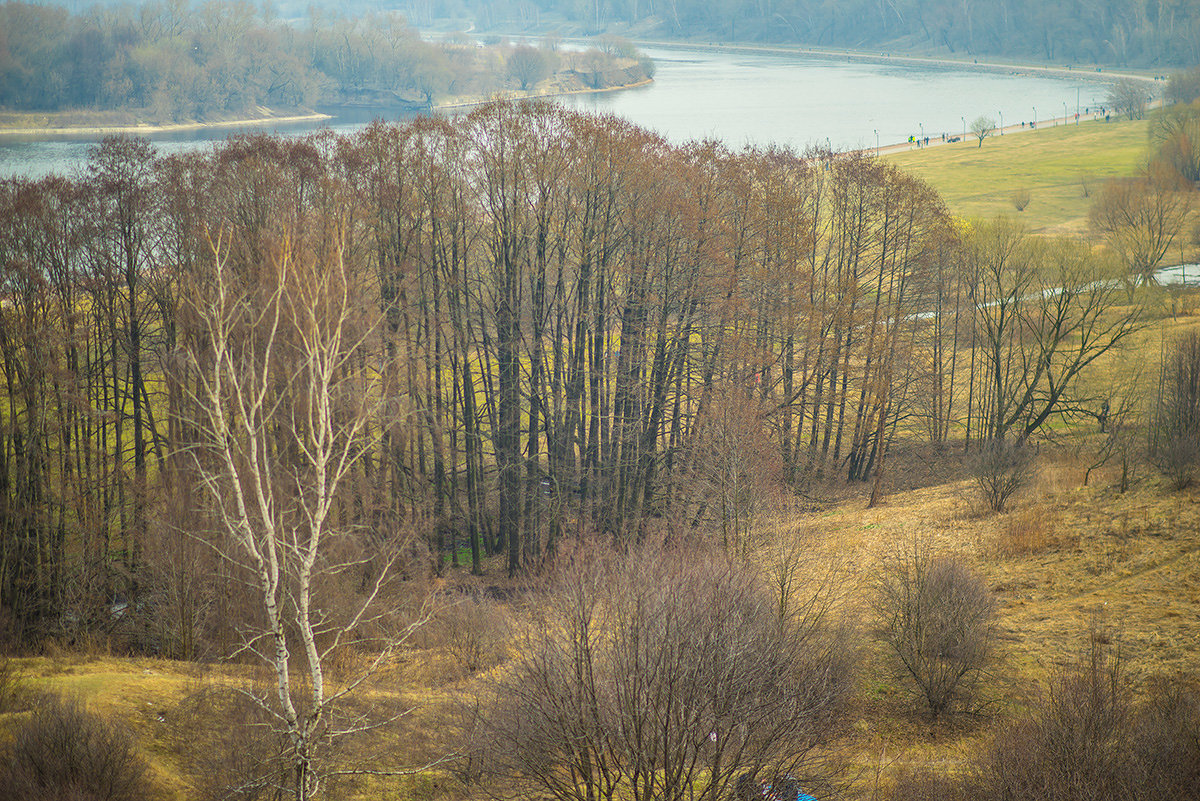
[
  {"left": 874, "top": 543, "right": 996, "bottom": 718},
  {"left": 469, "top": 542, "right": 854, "bottom": 801}
]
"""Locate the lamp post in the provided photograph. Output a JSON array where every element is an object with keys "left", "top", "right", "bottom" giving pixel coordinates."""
[
  {"left": 1063, "top": 101, "right": 1068, "bottom": 126},
  {"left": 999, "top": 110, "right": 1003, "bottom": 134},
  {"left": 1076, "top": 86, "right": 1080, "bottom": 124},
  {"left": 919, "top": 122, "right": 924, "bottom": 145},
  {"left": 1033, "top": 106, "right": 1037, "bottom": 128},
  {"left": 874, "top": 128, "right": 879, "bottom": 156},
  {"left": 961, "top": 115, "right": 965, "bottom": 139}
]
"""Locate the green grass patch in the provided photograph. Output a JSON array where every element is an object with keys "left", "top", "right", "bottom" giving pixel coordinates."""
[{"left": 886, "top": 117, "right": 1150, "bottom": 235}]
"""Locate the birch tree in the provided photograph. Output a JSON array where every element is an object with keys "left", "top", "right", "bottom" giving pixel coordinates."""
[{"left": 182, "top": 225, "right": 428, "bottom": 800}]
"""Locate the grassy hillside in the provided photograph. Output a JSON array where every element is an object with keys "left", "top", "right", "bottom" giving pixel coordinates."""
[{"left": 886, "top": 117, "right": 1151, "bottom": 237}]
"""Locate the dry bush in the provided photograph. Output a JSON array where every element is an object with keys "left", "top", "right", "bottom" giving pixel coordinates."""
[
  {"left": 971, "top": 441, "right": 1035, "bottom": 512},
  {"left": 1132, "top": 677, "right": 1200, "bottom": 801},
  {"left": 968, "top": 629, "right": 1133, "bottom": 801},
  {"left": 469, "top": 540, "right": 855, "bottom": 801},
  {"left": 993, "top": 505, "right": 1056, "bottom": 557},
  {"left": 436, "top": 592, "right": 510, "bottom": 677},
  {"left": 171, "top": 678, "right": 416, "bottom": 800},
  {"left": 1010, "top": 187, "right": 1032, "bottom": 211},
  {"left": 887, "top": 766, "right": 967, "bottom": 801},
  {"left": 874, "top": 543, "right": 997, "bottom": 719},
  {"left": 170, "top": 684, "right": 292, "bottom": 800},
  {"left": 0, "top": 693, "right": 154, "bottom": 801},
  {"left": 906, "top": 630, "right": 1200, "bottom": 801}
]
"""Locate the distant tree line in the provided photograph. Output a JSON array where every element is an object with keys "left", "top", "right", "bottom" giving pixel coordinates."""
[
  {"left": 413, "top": 0, "right": 1200, "bottom": 67},
  {"left": 0, "top": 1, "right": 640, "bottom": 121}
]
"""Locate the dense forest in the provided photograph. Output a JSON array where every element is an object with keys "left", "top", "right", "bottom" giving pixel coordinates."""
[
  {"left": 0, "top": 1, "right": 645, "bottom": 120},
  {"left": 1, "top": 99, "right": 1154, "bottom": 650},
  {"left": 403, "top": 0, "right": 1200, "bottom": 67}
]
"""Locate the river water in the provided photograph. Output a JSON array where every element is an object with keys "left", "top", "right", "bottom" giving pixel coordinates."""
[{"left": 0, "top": 43, "right": 1109, "bottom": 179}]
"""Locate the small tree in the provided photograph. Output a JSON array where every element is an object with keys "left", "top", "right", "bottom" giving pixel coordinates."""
[
  {"left": 874, "top": 543, "right": 997, "bottom": 719},
  {"left": 506, "top": 45, "right": 549, "bottom": 90},
  {"left": 972, "top": 440, "right": 1034, "bottom": 512},
  {"left": 971, "top": 115, "right": 996, "bottom": 147},
  {"left": 472, "top": 542, "right": 854, "bottom": 801},
  {"left": 1109, "top": 78, "right": 1152, "bottom": 120},
  {"left": 1167, "top": 66, "right": 1200, "bottom": 105},
  {"left": 1010, "top": 187, "right": 1032, "bottom": 211},
  {"left": 182, "top": 230, "right": 432, "bottom": 800},
  {"left": 1090, "top": 174, "right": 1191, "bottom": 291}
]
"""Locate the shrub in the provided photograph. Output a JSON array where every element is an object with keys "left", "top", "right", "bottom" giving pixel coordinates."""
[
  {"left": 1011, "top": 187, "right": 1032, "bottom": 211},
  {"left": 972, "top": 440, "right": 1034, "bottom": 512},
  {"left": 438, "top": 592, "right": 509, "bottom": 676},
  {"left": 968, "top": 629, "right": 1133, "bottom": 801},
  {"left": 171, "top": 684, "right": 298, "bottom": 801},
  {"left": 470, "top": 541, "right": 854, "bottom": 801},
  {"left": 874, "top": 543, "right": 996, "bottom": 719},
  {"left": 912, "top": 631, "right": 1200, "bottom": 800},
  {"left": 1132, "top": 677, "right": 1200, "bottom": 801},
  {"left": 0, "top": 694, "right": 153, "bottom": 801}
]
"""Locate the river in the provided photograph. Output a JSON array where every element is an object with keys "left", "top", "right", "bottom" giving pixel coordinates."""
[{"left": 0, "top": 43, "right": 1112, "bottom": 179}]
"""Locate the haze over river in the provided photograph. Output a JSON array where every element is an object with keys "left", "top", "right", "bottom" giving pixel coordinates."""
[{"left": 0, "top": 43, "right": 1111, "bottom": 178}]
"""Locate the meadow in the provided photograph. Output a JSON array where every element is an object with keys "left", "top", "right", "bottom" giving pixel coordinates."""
[{"left": 886, "top": 116, "right": 1153, "bottom": 237}]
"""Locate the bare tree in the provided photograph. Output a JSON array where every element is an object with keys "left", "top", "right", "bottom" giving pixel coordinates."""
[
  {"left": 181, "top": 227, "right": 430, "bottom": 800},
  {"left": 1090, "top": 174, "right": 1192, "bottom": 291},
  {"left": 971, "top": 115, "right": 996, "bottom": 147},
  {"left": 506, "top": 44, "right": 549, "bottom": 90},
  {"left": 965, "top": 221, "right": 1142, "bottom": 444},
  {"left": 874, "top": 542, "right": 997, "bottom": 719},
  {"left": 1109, "top": 78, "right": 1152, "bottom": 120},
  {"left": 471, "top": 541, "right": 854, "bottom": 801}
]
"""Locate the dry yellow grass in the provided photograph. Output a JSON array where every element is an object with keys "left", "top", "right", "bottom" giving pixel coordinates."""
[{"left": 11, "top": 429, "right": 1200, "bottom": 800}]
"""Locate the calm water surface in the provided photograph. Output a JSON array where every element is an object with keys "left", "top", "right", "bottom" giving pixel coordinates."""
[{"left": 0, "top": 44, "right": 1108, "bottom": 178}]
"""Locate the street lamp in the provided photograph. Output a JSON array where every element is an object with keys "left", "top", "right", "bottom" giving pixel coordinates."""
[
  {"left": 999, "top": 110, "right": 1003, "bottom": 134},
  {"left": 874, "top": 128, "right": 879, "bottom": 157},
  {"left": 1033, "top": 106, "right": 1037, "bottom": 128},
  {"left": 961, "top": 115, "right": 965, "bottom": 139},
  {"left": 1063, "top": 101, "right": 1068, "bottom": 126},
  {"left": 919, "top": 122, "right": 924, "bottom": 144}
]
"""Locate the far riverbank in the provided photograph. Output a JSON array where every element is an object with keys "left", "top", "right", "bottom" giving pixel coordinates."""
[
  {"left": 0, "top": 67, "right": 652, "bottom": 141},
  {"left": 0, "top": 109, "right": 333, "bottom": 141}
]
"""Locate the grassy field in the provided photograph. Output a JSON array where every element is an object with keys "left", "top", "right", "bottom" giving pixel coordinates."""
[{"left": 886, "top": 116, "right": 1152, "bottom": 236}]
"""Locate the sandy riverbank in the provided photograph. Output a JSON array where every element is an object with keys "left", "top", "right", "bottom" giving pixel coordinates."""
[
  {"left": 435, "top": 76, "right": 654, "bottom": 110},
  {"left": 0, "top": 110, "right": 334, "bottom": 140},
  {"left": 637, "top": 38, "right": 1160, "bottom": 85},
  {"left": 0, "top": 75, "right": 653, "bottom": 139}
]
